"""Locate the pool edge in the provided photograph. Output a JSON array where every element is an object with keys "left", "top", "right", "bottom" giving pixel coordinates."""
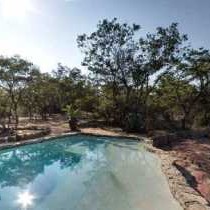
[
  {"left": 0, "top": 131, "right": 143, "bottom": 151},
  {"left": 0, "top": 132, "right": 80, "bottom": 151}
]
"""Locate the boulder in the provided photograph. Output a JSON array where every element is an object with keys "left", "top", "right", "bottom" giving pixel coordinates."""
[
  {"left": 193, "top": 170, "right": 210, "bottom": 203},
  {"left": 152, "top": 133, "right": 178, "bottom": 148}
]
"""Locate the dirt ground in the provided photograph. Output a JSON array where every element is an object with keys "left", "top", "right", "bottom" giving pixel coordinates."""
[{"left": 19, "top": 116, "right": 142, "bottom": 137}]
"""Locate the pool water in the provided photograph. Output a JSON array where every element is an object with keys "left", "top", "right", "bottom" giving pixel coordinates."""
[{"left": 0, "top": 134, "right": 182, "bottom": 210}]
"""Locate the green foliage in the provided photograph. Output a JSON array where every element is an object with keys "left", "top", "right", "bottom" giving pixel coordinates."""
[
  {"left": 0, "top": 90, "right": 10, "bottom": 130},
  {"left": 77, "top": 18, "right": 140, "bottom": 83},
  {"left": 0, "top": 55, "right": 39, "bottom": 126},
  {"left": 62, "top": 105, "right": 80, "bottom": 119},
  {"left": 78, "top": 18, "right": 190, "bottom": 130},
  {"left": 124, "top": 113, "right": 144, "bottom": 132}
]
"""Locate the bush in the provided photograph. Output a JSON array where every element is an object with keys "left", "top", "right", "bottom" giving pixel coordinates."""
[{"left": 124, "top": 112, "right": 144, "bottom": 132}]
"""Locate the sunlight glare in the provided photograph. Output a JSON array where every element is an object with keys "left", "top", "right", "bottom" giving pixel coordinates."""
[
  {"left": 0, "top": 0, "right": 34, "bottom": 20},
  {"left": 17, "top": 191, "right": 35, "bottom": 209}
]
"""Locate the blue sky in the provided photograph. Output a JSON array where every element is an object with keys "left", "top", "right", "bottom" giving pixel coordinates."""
[{"left": 0, "top": 0, "right": 210, "bottom": 73}]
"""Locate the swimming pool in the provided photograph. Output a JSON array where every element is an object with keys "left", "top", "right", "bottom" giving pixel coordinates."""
[{"left": 0, "top": 134, "right": 182, "bottom": 210}]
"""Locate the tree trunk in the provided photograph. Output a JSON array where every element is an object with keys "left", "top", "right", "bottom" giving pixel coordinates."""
[
  {"left": 29, "top": 107, "right": 33, "bottom": 121},
  {"left": 15, "top": 111, "right": 19, "bottom": 130},
  {"left": 14, "top": 103, "right": 19, "bottom": 130},
  {"left": 112, "top": 82, "right": 120, "bottom": 124},
  {"left": 7, "top": 106, "right": 12, "bottom": 129},
  {"left": 181, "top": 118, "right": 186, "bottom": 130},
  {"left": 181, "top": 111, "right": 190, "bottom": 130},
  {"left": 144, "top": 75, "right": 150, "bottom": 132}
]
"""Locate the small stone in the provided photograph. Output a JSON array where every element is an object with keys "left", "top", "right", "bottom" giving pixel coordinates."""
[{"left": 186, "top": 203, "right": 206, "bottom": 210}]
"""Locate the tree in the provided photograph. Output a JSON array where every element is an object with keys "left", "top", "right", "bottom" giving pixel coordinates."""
[
  {"left": 0, "top": 90, "right": 10, "bottom": 131},
  {"left": 137, "top": 23, "right": 188, "bottom": 130},
  {"left": 154, "top": 74, "right": 198, "bottom": 129},
  {"left": 78, "top": 19, "right": 189, "bottom": 130},
  {"left": 25, "top": 72, "right": 60, "bottom": 120},
  {"left": 77, "top": 18, "right": 140, "bottom": 122},
  {"left": 0, "top": 55, "right": 39, "bottom": 128},
  {"left": 177, "top": 48, "right": 210, "bottom": 127}
]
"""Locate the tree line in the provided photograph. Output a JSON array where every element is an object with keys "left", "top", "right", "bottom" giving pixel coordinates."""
[
  {"left": 0, "top": 18, "right": 210, "bottom": 133},
  {"left": 0, "top": 60, "right": 98, "bottom": 130}
]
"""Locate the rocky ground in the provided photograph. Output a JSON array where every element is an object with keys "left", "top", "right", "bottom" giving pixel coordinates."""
[
  {"left": 168, "top": 138, "right": 210, "bottom": 209},
  {"left": 147, "top": 131, "right": 210, "bottom": 210},
  {"left": 146, "top": 143, "right": 210, "bottom": 210}
]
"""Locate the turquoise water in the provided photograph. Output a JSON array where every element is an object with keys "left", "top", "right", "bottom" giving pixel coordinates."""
[{"left": 0, "top": 134, "right": 182, "bottom": 210}]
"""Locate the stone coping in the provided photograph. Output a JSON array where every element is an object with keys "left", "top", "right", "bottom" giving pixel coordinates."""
[
  {"left": 0, "top": 127, "right": 51, "bottom": 142},
  {"left": 80, "top": 131, "right": 144, "bottom": 141},
  {"left": 0, "top": 131, "right": 143, "bottom": 151},
  {"left": 145, "top": 144, "right": 210, "bottom": 210},
  {"left": 0, "top": 132, "right": 80, "bottom": 151}
]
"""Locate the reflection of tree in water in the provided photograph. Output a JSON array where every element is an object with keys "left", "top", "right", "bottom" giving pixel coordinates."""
[
  {"left": 0, "top": 138, "right": 97, "bottom": 188},
  {"left": 0, "top": 135, "right": 138, "bottom": 190}
]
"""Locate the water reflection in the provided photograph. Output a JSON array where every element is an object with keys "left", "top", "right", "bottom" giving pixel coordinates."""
[
  {"left": 0, "top": 137, "right": 90, "bottom": 188},
  {"left": 0, "top": 135, "right": 135, "bottom": 189}
]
